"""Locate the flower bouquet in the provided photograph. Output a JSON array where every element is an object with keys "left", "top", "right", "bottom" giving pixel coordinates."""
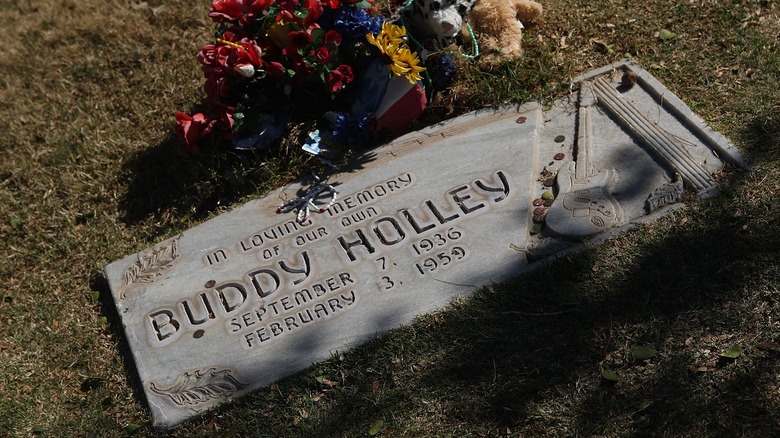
[{"left": 175, "top": 0, "right": 439, "bottom": 155}]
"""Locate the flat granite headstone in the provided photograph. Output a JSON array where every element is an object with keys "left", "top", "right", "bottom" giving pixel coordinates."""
[{"left": 103, "top": 62, "right": 748, "bottom": 429}]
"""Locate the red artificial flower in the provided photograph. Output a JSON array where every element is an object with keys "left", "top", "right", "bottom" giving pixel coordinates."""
[
  {"left": 212, "top": 103, "right": 237, "bottom": 131},
  {"left": 233, "top": 38, "right": 264, "bottom": 75},
  {"left": 198, "top": 36, "right": 264, "bottom": 81},
  {"left": 209, "top": 0, "right": 272, "bottom": 24},
  {"left": 175, "top": 112, "right": 215, "bottom": 154},
  {"left": 326, "top": 64, "right": 353, "bottom": 93},
  {"left": 324, "top": 30, "right": 341, "bottom": 46},
  {"left": 265, "top": 61, "right": 286, "bottom": 77},
  {"left": 324, "top": 0, "right": 340, "bottom": 8},
  {"left": 197, "top": 44, "right": 221, "bottom": 77},
  {"left": 291, "top": 57, "right": 313, "bottom": 78},
  {"left": 204, "top": 74, "right": 232, "bottom": 98},
  {"left": 277, "top": 0, "right": 299, "bottom": 10},
  {"left": 316, "top": 46, "right": 332, "bottom": 64},
  {"left": 303, "top": 0, "right": 323, "bottom": 25},
  {"left": 335, "top": 64, "right": 353, "bottom": 83}
]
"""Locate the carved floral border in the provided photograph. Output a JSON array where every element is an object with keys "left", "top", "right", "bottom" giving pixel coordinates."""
[
  {"left": 119, "top": 235, "right": 181, "bottom": 299},
  {"left": 149, "top": 367, "right": 248, "bottom": 407}
]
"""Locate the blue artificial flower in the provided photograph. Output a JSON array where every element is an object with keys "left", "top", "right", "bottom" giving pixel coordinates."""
[
  {"left": 319, "top": 7, "right": 384, "bottom": 43},
  {"left": 324, "top": 111, "right": 373, "bottom": 148},
  {"left": 428, "top": 53, "right": 458, "bottom": 90}
]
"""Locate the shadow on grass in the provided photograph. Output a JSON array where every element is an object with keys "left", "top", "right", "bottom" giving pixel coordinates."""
[
  {"left": 118, "top": 132, "right": 383, "bottom": 234},
  {"left": 88, "top": 270, "right": 153, "bottom": 429},
  {"left": 118, "top": 134, "right": 279, "bottom": 228}
]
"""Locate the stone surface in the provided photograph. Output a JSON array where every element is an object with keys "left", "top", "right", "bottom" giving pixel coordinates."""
[{"left": 103, "top": 61, "right": 748, "bottom": 430}]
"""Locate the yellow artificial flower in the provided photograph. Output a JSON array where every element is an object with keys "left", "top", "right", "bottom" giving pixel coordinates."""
[
  {"left": 393, "top": 47, "right": 426, "bottom": 83},
  {"left": 366, "top": 22, "right": 426, "bottom": 84},
  {"left": 366, "top": 22, "right": 406, "bottom": 51}
]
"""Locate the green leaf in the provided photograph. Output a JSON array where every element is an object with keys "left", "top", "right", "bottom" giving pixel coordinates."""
[
  {"left": 91, "top": 290, "right": 100, "bottom": 302},
  {"left": 601, "top": 369, "right": 622, "bottom": 382},
  {"left": 721, "top": 346, "right": 742, "bottom": 359},
  {"left": 294, "top": 8, "right": 308, "bottom": 19},
  {"left": 311, "top": 28, "right": 325, "bottom": 45},
  {"left": 541, "top": 191, "right": 554, "bottom": 201},
  {"left": 125, "top": 423, "right": 141, "bottom": 435},
  {"left": 637, "top": 398, "right": 654, "bottom": 411},
  {"left": 658, "top": 29, "right": 677, "bottom": 40},
  {"left": 631, "top": 346, "right": 658, "bottom": 360},
  {"left": 368, "top": 419, "right": 384, "bottom": 435}
]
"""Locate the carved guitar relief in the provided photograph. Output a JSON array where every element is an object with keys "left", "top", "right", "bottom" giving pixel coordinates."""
[{"left": 545, "top": 80, "right": 623, "bottom": 239}]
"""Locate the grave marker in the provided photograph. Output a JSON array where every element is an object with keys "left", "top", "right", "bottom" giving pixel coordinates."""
[{"left": 103, "top": 62, "right": 748, "bottom": 429}]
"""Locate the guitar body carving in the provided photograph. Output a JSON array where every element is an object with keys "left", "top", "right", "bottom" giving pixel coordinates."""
[{"left": 545, "top": 80, "right": 623, "bottom": 240}]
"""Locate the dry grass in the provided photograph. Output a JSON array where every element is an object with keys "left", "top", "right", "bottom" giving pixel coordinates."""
[{"left": 1, "top": 0, "right": 779, "bottom": 436}]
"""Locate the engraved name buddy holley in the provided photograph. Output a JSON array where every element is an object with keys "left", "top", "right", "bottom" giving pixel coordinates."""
[
  {"left": 143, "top": 170, "right": 511, "bottom": 350},
  {"left": 334, "top": 170, "right": 510, "bottom": 263}
]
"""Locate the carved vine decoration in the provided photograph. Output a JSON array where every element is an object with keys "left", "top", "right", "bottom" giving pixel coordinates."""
[
  {"left": 119, "top": 235, "right": 181, "bottom": 299},
  {"left": 149, "top": 367, "right": 248, "bottom": 406}
]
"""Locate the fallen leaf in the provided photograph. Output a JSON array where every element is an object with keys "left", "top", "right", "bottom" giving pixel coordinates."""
[
  {"left": 368, "top": 419, "right": 384, "bottom": 436},
  {"left": 631, "top": 346, "right": 658, "bottom": 360},
  {"left": 601, "top": 369, "right": 623, "bottom": 382},
  {"left": 658, "top": 29, "right": 677, "bottom": 40},
  {"left": 315, "top": 376, "right": 339, "bottom": 387},
  {"left": 690, "top": 364, "right": 715, "bottom": 373},
  {"left": 756, "top": 341, "right": 780, "bottom": 352},
  {"left": 720, "top": 346, "right": 742, "bottom": 359},
  {"left": 637, "top": 398, "right": 654, "bottom": 412}
]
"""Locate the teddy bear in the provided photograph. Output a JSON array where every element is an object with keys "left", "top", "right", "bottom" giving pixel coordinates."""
[
  {"left": 397, "top": 0, "right": 542, "bottom": 67},
  {"left": 463, "top": 0, "right": 543, "bottom": 67}
]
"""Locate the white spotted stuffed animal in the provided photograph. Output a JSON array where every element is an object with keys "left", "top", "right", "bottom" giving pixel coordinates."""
[{"left": 400, "top": 0, "right": 478, "bottom": 49}]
